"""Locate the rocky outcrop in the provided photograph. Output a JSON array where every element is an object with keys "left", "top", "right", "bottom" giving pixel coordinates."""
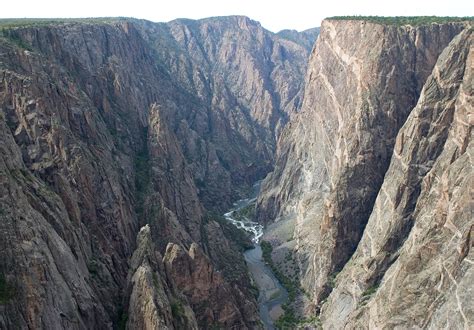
[
  {"left": 257, "top": 17, "right": 472, "bottom": 326},
  {"left": 0, "top": 17, "right": 315, "bottom": 329},
  {"left": 163, "top": 242, "right": 258, "bottom": 328},
  {"left": 126, "top": 225, "right": 198, "bottom": 330},
  {"left": 277, "top": 27, "right": 320, "bottom": 54}
]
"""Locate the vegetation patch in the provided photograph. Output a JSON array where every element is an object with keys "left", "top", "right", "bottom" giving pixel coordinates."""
[
  {"left": 0, "top": 30, "right": 33, "bottom": 51},
  {"left": 327, "top": 271, "right": 339, "bottom": 290},
  {"left": 328, "top": 16, "right": 473, "bottom": 26},
  {"left": 134, "top": 127, "right": 151, "bottom": 221},
  {"left": 275, "top": 303, "right": 321, "bottom": 329},
  {"left": 362, "top": 284, "right": 379, "bottom": 297},
  {"left": 171, "top": 301, "right": 185, "bottom": 319},
  {"left": 260, "top": 241, "right": 324, "bottom": 328},
  {"left": 231, "top": 203, "right": 256, "bottom": 222},
  {"left": 194, "top": 177, "right": 206, "bottom": 189},
  {"left": 0, "top": 17, "right": 130, "bottom": 29},
  {"left": 261, "top": 241, "right": 299, "bottom": 302},
  {"left": 0, "top": 274, "right": 15, "bottom": 304},
  {"left": 117, "top": 307, "right": 128, "bottom": 330},
  {"left": 260, "top": 240, "right": 317, "bottom": 329},
  {"left": 200, "top": 212, "right": 253, "bottom": 286},
  {"left": 269, "top": 291, "right": 280, "bottom": 300},
  {"left": 87, "top": 258, "right": 100, "bottom": 276},
  {"left": 152, "top": 272, "right": 160, "bottom": 290},
  {"left": 275, "top": 303, "right": 299, "bottom": 329}
]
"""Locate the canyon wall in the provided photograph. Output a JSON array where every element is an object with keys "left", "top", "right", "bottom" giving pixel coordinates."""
[
  {"left": 257, "top": 18, "right": 472, "bottom": 328},
  {"left": 137, "top": 16, "right": 317, "bottom": 210},
  {"left": 321, "top": 27, "right": 473, "bottom": 329},
  {"left": 0, "top": 17, "right": 316, "bottom": 329}
]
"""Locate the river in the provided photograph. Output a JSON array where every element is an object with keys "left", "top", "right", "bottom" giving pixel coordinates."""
[{"left": 224, "top": 183, "right": 288, "bottom": 329}]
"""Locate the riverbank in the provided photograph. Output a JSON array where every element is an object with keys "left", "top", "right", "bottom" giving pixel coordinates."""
[
  {"left": 244, "top": 245, "right": 288, "bottom": 329},
  {"left": 223, "top": 183, "right": 288, "bottom": 329}
]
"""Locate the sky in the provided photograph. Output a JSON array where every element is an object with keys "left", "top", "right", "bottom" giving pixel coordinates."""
[{"left": 1, "top": 0, "right": 472, "bottom": 32}]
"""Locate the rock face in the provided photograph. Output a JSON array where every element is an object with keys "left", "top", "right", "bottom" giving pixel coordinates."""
[
  {"left": 321, "top": 27, "right": 473, "bottom": 329},
  {"left": 126, "top": 225, "right": 198, "bottom": 330},
  {"left": 0, "top": 17, "right": 316, "bottom": 329},
  {"left": 163, "top": 242, "right": 257, "bottom": 328},
  {"left": 257, "top": 18, "right": 472, "bottom": 327},
  {"left": 137, "top": 16, "right": 317, "bottom": 210}
]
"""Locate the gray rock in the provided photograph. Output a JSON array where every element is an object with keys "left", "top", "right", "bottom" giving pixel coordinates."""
[
  {"left": 0, "top": 17, "right": 315, "bottom": 329},
  {"left": 257, "top": 18, "right": 472, "bottom": 328},
  {"left": 321, "top": 27, "right": 473, "bottom": 329}
]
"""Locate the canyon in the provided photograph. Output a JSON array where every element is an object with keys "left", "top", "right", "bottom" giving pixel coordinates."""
[
  {"left": 0, "top": 15, "right": 472, "bottom": 330},
  {"left": 0, "top": 16, "right": 316, "bottom": 329}
]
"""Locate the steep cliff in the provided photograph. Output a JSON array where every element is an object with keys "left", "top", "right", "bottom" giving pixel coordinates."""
[
  {"left": 0, "top": 22, "right": 144, "bottom": 328},
  {"left": 0, "top": 17, "right": 315, "bottom": 329},
  {"left": 257, "top": 17, "right": 472, "bottom": 327},
  {"left": 137, "top": 16, "right": 317, "bottom": 210},
  {"left": 321, "top": 27, "right": 473, "bottom": 328}
]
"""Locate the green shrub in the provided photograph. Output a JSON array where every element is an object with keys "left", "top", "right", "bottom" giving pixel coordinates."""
[
  {"left": 327, "top": 271, "right": 339, "bottom": 289},
  {"left": 171, "top": 301, "right": 185, "bottom": 319},
  {"left": 232, "top": 203, "right": 256, "bottom": 222},
  {"left": 117, "top": 307, "right": 128, "bottom": 330},
  {"left": 275, "top": 303, "right": 299, "bottom": 329},
  {"left": 0, "top": 274, "right": 15, "bottom": 304},
  {"left": 260, "top": 240, "right": 310, "bottom": 328},
  {"left": 260, "top": 241, "right": 299, "bottom": 302},
  {"left": 362, "top": 284, "right": 379, "bottom": 297},
  {"left": 260, "top": 240, "right": 273, "bottom": 262},
  {"left": 0, "top": 30, "right": 33, "bottom": 51},
  {"left": 152, "top": 272, "right": 160, "bottom": 290},
  {"left": 328, "top": 16, "right": 473, "bottom": 26},
  {"left": 87, "top": 258, "right": 99, "bottom": 276},
  {"left": 260, "top": 241, "right": 323, "bottom": 328},
  {"left": 269, "top": 291, "right": 280, "bottom": 300},
  {"left": 249, "top": 282, "right": 259, "bottom": 299},
  {"left": 276, "top": 303, "right": 322, "bottom": 329},
  {"left": 0, "top": 17, "right": 130, "bottom": 29}
]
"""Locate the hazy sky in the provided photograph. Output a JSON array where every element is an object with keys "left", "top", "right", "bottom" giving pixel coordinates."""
[{"left": 1, "top": 0, "right": 472, "bottom": 32}]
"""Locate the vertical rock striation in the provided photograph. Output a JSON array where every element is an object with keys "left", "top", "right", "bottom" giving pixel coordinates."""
[
  {"left": 321, "top": 27, "right": 473, "bottom": 329},
  {"left": 257, "top": 17, "right": 472, "bottom": 326}
]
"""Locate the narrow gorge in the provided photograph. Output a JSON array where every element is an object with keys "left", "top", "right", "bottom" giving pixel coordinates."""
[{"left": 0, "top": 15, "right": 472, "bottom": 330}]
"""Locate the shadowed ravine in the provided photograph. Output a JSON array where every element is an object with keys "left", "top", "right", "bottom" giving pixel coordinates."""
[{"left": 224, "top": 183, "right": 288, "bottom": 329}]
